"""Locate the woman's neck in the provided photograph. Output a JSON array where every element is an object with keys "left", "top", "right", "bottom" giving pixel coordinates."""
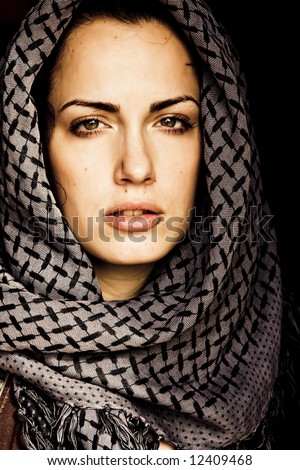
[{"left": 93, "top": 261, "right": 155, "bottom": 301}]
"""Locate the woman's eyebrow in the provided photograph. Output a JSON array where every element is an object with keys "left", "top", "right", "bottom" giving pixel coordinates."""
[
  {"left": 59, "top": 100, "right": 120, "bottom": 113},
  {"left": 149, "top": 95, "right": 200, "bottom": 113},
  {"left": 58, "top": 95, "right": 199, "bottom": 114}
]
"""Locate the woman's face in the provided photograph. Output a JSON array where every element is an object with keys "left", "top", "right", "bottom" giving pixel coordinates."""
[{"left": 48, "top": 19, "right": 201, "bottom": 267}]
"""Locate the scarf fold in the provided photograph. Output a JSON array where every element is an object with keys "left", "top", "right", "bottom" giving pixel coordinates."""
[{"left": 0, "top": 0, "right": 282, "bottom": 449}]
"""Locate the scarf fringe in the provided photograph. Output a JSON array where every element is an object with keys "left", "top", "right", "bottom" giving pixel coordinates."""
[{"left": 14, "top": 379, "right": 159, "bottom": 450}]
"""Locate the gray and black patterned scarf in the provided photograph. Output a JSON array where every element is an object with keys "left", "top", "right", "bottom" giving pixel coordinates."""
[{"left": 0, "top": 0, "right": 282, "bottom": 450}]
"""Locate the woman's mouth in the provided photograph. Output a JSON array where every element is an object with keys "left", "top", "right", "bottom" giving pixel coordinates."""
[{"left": 105, "top": 204, "right": 163, "bottom": 233}]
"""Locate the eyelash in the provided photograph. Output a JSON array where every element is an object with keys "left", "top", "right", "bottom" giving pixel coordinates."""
[
  {"left": 69, "top": 114, "right": 197, "bottom": 138},
  {"left": 156, "top": 115, "right": 196, "bottom": 135},
  {"left": 70, "top": 117, "right": 109, "bottom": 138}
]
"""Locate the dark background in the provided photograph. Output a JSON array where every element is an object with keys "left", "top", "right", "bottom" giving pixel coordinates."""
[{"left": 0, "top": 1, "right": 297, "bottom": 300}]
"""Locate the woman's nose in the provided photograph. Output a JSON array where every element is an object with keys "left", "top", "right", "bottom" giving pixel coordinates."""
[{"left": 114, "top": 128, "right": 156, "bottom": 186}]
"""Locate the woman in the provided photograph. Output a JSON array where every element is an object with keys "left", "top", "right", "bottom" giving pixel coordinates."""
[{"left": 0, "top": 0, "right": 299, "bottom": 450}]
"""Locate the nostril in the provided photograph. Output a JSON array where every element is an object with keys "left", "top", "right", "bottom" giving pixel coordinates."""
[{"left": 115, "top": 147, "right": 155, "bottom": 185}]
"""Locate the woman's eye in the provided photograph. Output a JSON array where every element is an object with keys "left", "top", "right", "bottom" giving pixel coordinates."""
[
  {"left": 161, "top": 117, "right": 179, "bottom": 128},
  {"left": 70, "top": 118, "right": 108, "bottom": 137},
  {"left": 83, "top": 119, "right": 101, "bottom": 131},
  {"left": 155, "top": 116, "right": 195, "bottom": 134}
]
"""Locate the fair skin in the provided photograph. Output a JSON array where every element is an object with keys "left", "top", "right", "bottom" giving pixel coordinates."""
[
  {"left": 48, "top": 18, "right": 201, "bottom": 304},
  {"left": 48, "top": 20, "right": 201, "bottom": 448}
]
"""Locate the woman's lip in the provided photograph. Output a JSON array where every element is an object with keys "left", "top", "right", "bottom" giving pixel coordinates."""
[
  {"left": 104, "top": 202, "right": 163, "bottom": 233},
  {"left": 106, "top": 213, "right": 162, "bottom": 233},
  {"left": 105, "top": 202, "right": 163, "bottom": 217}
]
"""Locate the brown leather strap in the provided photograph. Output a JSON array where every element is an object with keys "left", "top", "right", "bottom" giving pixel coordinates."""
[{"left": 0, "top": 375, "right": 24, "bottom": 450}]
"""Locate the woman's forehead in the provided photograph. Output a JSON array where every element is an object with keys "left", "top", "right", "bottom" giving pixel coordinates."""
[
  {"left": 62, "top": 18, "right": 193, "bottom": 65},
  {"left": 49, "top": 18, "right": 199, "bottom": 109}
]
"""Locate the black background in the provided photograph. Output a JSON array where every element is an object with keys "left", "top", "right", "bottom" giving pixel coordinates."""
[
  {"left": 206, "top": 3, "right": 298, "bottom": 300},
  {"left": 0, "top": 1, "right": 297, "bottom": 300}
]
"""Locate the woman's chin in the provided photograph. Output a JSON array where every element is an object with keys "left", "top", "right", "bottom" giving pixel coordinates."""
[{"left": 84, "top": 239, "right": 178, "bottom": 267}]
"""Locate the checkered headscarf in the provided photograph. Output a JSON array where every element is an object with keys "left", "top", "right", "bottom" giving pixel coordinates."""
[{"left": 0, "top": 0, "right": 282, "bottom": 449}]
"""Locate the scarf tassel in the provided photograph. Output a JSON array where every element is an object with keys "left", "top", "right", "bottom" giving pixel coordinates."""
[{"left": 14, "top": 380, "right": 159, "bottom": 450}]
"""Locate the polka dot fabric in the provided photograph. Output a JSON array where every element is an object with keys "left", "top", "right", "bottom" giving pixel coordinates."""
[{"left": 0, "top": 0, "right": 282, "bottom": 449}]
